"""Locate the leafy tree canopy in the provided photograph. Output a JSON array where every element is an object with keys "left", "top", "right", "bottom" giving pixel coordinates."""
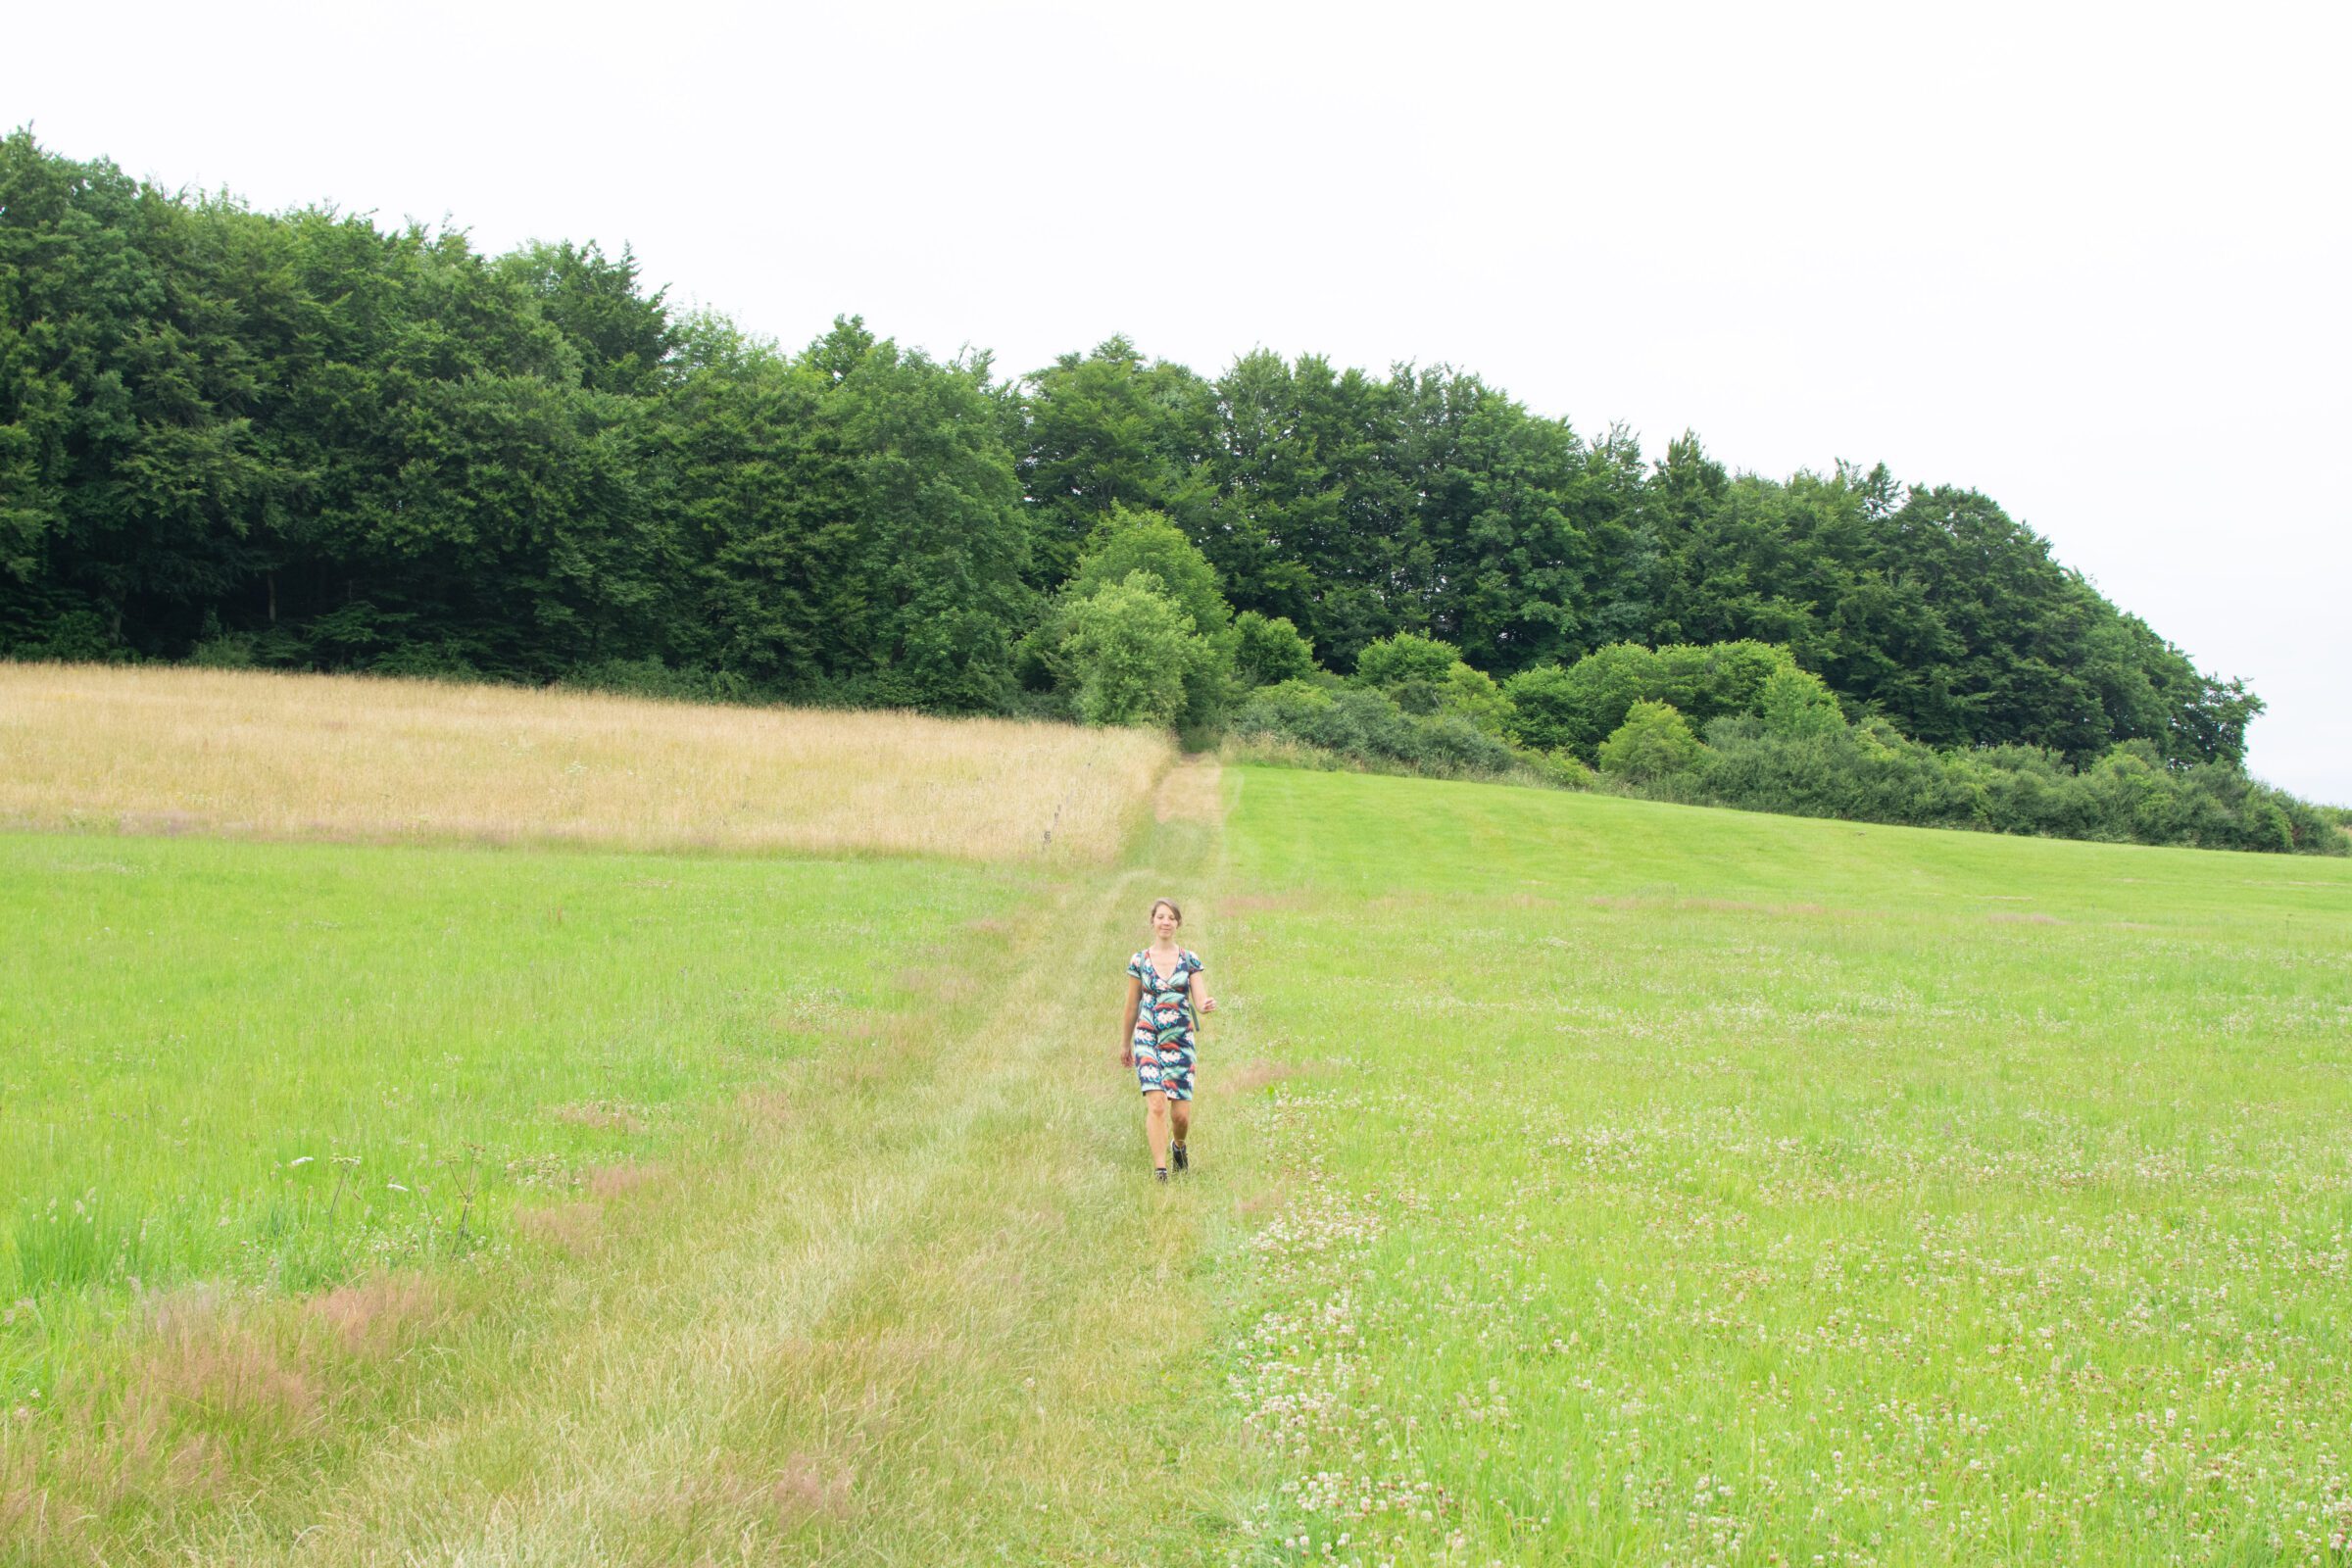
[{"left": 0, "top": 127, "right": 2278, "bottom": 782}]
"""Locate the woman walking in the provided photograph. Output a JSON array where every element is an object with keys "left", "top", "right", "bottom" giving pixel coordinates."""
[{"left": 1120, "top": 897, "right": 1214, "bottom": 1182}]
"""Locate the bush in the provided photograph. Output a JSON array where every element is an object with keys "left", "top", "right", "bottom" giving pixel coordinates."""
[
  {"left": 1499, "top": 662, "right": 1586, "bottom": 752},
  {"left": 1693, "top": 717, "right": 2346, "bottom": 855},
  {"left": 1232, "top": 661, "right": 2343, "bottom": 855},
  {"left": 371, "top": 642, "right": 483, "bottom": 682},
  {"left": 1757, "top": 664, "right": 1845, "bottom": 737},
  {"left": 1356, "top": 634, "right": 1511, "bottom": 737},
  {"left": 1504, "top": 639, "right": 1804, "bottom": 759},
  {"left": 13, "top": 609, "right": 131, "bottom": 663},
  {"left": 1502, "top": 643, "right": 1650, "bottom": 757},
  {"left": 1231, "top": 611, "right": 1319, "bottom": 690},
  {"left": 1067, "top": 509, "right": 1231, "bottom": 641},
  {"left": 1597, "top": 701, "right": 1703, "bottom": 783},
  {"left": 565, "top": 658, "right": 754, "bottom": 705},
  {"left": 1353, "top": 632, "right": 1462, "bottom": 690},
  {"left": 1651, "top": 640, "right": 1794, "bottom": 724},
  {"left": 1042, "top": 514, "right": 1236, "bottom": 729},
  {"left": 1060, "top": 571, "right": 1217, "bottom": 728},
  {"left": 1526, "top": 749, "right": 1598, "bottom": 791},
  {"left": 1438, "top": 662, "right": 1512, "bottom": 737},
  {"left": 1232, "top": 680, "right": 1523, "bottom": 778},
  {"left": 187, "top": 631, "right": 258, "bottom": 669}
]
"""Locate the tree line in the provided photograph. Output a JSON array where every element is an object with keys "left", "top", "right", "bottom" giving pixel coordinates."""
[
  {"left": 4, "top": 130, "right": 2330, "bottom": 853},
  {"left": 1227, "top": 636, "right": 2342, "bottom": 856}
]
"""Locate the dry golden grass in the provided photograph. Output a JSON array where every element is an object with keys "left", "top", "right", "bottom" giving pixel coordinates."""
[
  {"left": 304, "top": 1275, "right": 446, "bottom": 1359},
  {"left": 1152, "top": 756, "right": 1224, "bottom": 822},
  {"left": 0, "top": 662, "right": 1173, "bottom": 861}
]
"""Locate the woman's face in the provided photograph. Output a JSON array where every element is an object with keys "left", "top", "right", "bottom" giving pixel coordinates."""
[{"left": 1152, "top": 905, "right": 1180, "bottom": 943}]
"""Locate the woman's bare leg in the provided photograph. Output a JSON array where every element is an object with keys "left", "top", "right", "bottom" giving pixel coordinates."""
[
  {"left": 1142, "top": 1090, "right": 1171, "bottom": 1171},
  {"left": 1169, "top": 1100, "right": 1192, "bottom": 1149}
]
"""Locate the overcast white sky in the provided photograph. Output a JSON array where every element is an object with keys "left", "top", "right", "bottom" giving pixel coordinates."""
[{"left": 9, "top": 0, "right": 2347, "bottom": 800}]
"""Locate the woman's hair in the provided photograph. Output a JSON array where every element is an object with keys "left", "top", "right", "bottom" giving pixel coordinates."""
[{"left": 1150, "top": 898, "right": 1183, "bottom": 924}]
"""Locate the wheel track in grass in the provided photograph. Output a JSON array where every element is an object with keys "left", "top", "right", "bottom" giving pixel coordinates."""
[{"left": 32, "top": 762, "right": 1273, "bottom": 1567}]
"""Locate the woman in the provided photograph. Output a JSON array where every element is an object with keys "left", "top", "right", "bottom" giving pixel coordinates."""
[{"left": 1120, "top": 897, "right": 1214, "bottom": 1182}]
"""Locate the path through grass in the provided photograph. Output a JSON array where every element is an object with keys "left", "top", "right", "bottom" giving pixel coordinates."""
[
  {"left": 13, "top": 739, "right": 2349, "bottom": 1566},
  {"left": 4, "top": 764, "right": 1274, "bottom": 1566}
]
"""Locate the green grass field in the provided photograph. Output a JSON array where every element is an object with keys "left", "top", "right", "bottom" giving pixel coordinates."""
[
  {"left": 1, "top": 836, "right": 1039, "bottom": 1311},
  {"left": 6, "top": 744, "right": 2349, "bottom": 1566},
  {"left": 1214, "top": 769, "right": 2352, "bottom": 1566}
]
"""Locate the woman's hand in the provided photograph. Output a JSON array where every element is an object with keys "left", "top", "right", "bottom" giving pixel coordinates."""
[
  {"left": 1119, "top": 1044, "right": 1134, "bottom": 1068},
  {"left": 1200, "top": 996, "right": 1217, "bottom": 1015}
]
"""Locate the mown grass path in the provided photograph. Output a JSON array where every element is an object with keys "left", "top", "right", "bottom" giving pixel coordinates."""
[{"left": 8, "top": 763, "right": 1283, "bottom": 1566}]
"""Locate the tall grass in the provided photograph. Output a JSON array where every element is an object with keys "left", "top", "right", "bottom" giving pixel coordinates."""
[{"left": 0, "top": 662, "right": 1171, "bottom": 861}]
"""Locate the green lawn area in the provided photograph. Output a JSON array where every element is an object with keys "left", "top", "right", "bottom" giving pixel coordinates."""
[
  {"left": 0, "top": 833, "right": 1038, "bottom": 1389},
  {"left": 6, "top": 760, "right": 2349, "bottom": 1567},
  {"left": 1214, "top": 766, "right": 2352, "bottom": 1566}
]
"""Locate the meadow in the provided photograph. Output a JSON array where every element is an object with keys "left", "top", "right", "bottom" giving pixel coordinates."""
[
  {"left": 1214, "top": 769, "right": 2352, "bottom": 1566},
  {"left": 0, "top": 832, "right": 1042, "bottom": 1324},
  {"left": 0, "top": 672, "right": 1253, "bottom": 1564},
  {"left": 5, "top": 666, "right": 2349, "bottom": 1566}
]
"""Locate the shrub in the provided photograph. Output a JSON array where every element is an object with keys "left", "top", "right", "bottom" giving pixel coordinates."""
[
  {"left": 1232, "top": 680, "right": 1522, "bottom": 778},
  {"left": 13, "top": 608, "right": 130, "bottom": 663},
  {"left": 1067, "top": 509, "right": 1232, "bottom": 638},
  {"left": 1757, "top": 664, "right": 1845, "bottom": 737},
  {"left": 1504, "top": 640, "right": 1805, "bottom": 760},
  {"left": 1353, "top": 633, "right": 1462, "bottom": 691},
  {"left": 1693, "top": 717, "right": 2345, "bottom": 855},
  {"left": 1503, "top": 643, "right": 1651, "bottom": 757},
  {"left": 371, "top": 642, "right": 482, "bottom": 681},
  {"left": 1597, "top": 700, "right": 1703, "bottom": 783},
  {"left": 1651, "top": 640, "right": 1795, "bottom": 724},
  {"left": 1356, "top": 634, "right": 1511, "bottom": 737},
  {"left": 188, "top": 632, "right": 259, "bottom": 669},
  {"left": 1231, "top": 611, "right": 1319, "bottom": 690},
  {"left": 565, "top": 658, "right": 754, "bottom": 705},
  {"left": 1060, "top": 571, "right": 1216, "bottom": 728},
  {"left": 1439, "top": 662, "right": 1512, "bottom": 737},
  {"left": 1044, "top": 513, "right": 1236, "bottom": 729},
  {"left": 1526, "top": 749, "right": 1598, "bottom": 791},
  {"left": 1499, "top": 662, "right": 1584, "bottom": 752}
]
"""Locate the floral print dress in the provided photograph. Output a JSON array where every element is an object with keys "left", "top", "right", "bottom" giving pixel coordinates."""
[{"left": 1128, "top": 947, "right": 1203, "bottom": 1101}]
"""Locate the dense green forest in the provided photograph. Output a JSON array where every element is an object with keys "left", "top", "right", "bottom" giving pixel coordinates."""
[{"left": 3, "top": 131, "right": 2335, "bottom": 853}]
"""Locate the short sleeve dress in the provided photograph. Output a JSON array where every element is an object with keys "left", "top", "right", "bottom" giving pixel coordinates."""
[{"left": 1127, "top": 948, "right": 1204, "bottom": 1101}]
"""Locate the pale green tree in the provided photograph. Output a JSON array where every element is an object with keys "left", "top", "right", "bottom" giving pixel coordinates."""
[
  {"left": 1597, "top": 700, "right": 1704, "bottom": 782},
  {"left": 1059, "top": 571, "right": 1215, "bottom": 728}
]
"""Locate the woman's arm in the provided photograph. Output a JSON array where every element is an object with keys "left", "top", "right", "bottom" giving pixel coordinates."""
[
  {"left": 1119, "top": 975, "right": 1143, "bottom": 1065},
  {"left": 1190, "top": 965, "right": 1215, "bottom": 1017}
]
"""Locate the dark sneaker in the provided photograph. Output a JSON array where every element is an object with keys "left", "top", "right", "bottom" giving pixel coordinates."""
[
  {"left": 1153, "top": 1167, "right": 1169, "bottom": 1184},
  {"left": 1171, "top": 1144, "right": 1189, "bottom": 1174}
]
